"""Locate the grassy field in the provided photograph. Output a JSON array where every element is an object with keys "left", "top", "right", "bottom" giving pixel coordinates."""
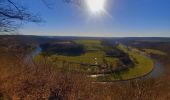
[
  {"left": 97, "top": 44, "right": 154, "bottom": 81},
  {"left": 37, "top": 40, "right": 154, "bottom": 81},
  {"left": 52, "top": 51, "right": 105, "bottom": 65},
  {"left": 37, "top": 40, "right": 120, "bottom": 74},
  {"left": 74, "top": 39, "right": 103, "bottom": 51},
  {"left": 143, "top": 49, "right": 167, "bottom": 56},
  {"left": 48, "top": 40, "right": 118, "bottom": 65}
]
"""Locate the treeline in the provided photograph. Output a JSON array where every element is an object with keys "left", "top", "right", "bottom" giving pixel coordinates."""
[
  {"left": 40, "top": 41, "right": 85, "bottom": 56},
  {"left": 0, "top": 36, "right": 37, "bottom": 57},
  {"left": 102, "top": 41, "right": 134, "bottom": 72}
]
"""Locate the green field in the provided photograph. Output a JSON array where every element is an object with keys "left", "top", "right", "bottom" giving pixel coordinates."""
[
  {"left": 37, "top": 40, "right": 154, "bottom": 81},
  {"left": 74, "top": 39, "right": 103, "bottom": 51},
  {"left": 97, "top": 44, "right": 154, "bottom": 81},
  {"left": 49, "top": 40, "right": 117, "bottom": 65},
  {"left": 143, "top": 49, "right": 167, "bottom": 56}
]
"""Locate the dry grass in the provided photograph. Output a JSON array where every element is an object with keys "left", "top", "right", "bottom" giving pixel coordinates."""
[{"left": 0, "top": 49, "right": 170, "bottom": 100}]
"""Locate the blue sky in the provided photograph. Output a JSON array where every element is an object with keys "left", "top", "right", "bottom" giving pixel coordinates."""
[{"left": 20, "top": 0, "right": 170, "bottom": 37}]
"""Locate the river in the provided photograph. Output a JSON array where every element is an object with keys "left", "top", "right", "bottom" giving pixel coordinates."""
[
  {"left": 147, "top": 61, "right": 163, "bottom": 78},
  {"left": 25, "top": 46, "right": 42, "bottom": 63},
  {"left": 29, "top": 46, "right": 163, "bottom": 80}
]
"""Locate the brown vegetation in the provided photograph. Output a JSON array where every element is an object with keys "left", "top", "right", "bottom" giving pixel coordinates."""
[{"left": 0, "top": 38, "right": 170, "bottom": 100}]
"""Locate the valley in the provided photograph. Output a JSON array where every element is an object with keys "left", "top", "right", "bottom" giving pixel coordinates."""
[{"left": 35, "top": 39, "right": 154, "bottom": 81}]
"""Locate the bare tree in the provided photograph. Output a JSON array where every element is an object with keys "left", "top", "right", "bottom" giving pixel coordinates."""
[
  {"left": 0, "top": 0, "right": 80, "bottom": 33},
  {"left": 0, "top": 0, "right": 42, "bottom": 33}
]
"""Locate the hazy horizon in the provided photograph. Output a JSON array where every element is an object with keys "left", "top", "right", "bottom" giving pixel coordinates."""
[{"left": 2, "top": 34, "right": 170, "bottom": 38}]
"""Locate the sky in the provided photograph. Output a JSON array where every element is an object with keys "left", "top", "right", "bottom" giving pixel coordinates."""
[{"left": 20, "top": 0, "right": 170, "bottom": 37}]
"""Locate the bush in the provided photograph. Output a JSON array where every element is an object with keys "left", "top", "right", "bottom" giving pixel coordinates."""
[{"left": 0, "top": 50, "right": 168, "bottom": 100}]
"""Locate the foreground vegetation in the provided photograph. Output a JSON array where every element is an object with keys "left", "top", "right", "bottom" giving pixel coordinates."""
[
  {"left": 0, "top": 36, "right": 170, "bottom": 100},
  {"left": 0, "top": 54, "right": 161, "bottom": 100}
]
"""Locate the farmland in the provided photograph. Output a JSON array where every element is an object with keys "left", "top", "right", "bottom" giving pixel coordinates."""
[
  {"left": 97, "top": 44, "right": 154, "bottom": 81},
  {"left": 39, "top": 39, "right": 154, "bottom": 81}
]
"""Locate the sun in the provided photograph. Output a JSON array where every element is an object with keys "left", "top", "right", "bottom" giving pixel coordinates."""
[{"left": 86, "top": 0, "right": 106, "bottom": 14}]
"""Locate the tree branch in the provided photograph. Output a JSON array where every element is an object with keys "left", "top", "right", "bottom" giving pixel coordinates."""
[{"left": 7, "top": 0, "right": 21, "bottom": 13}]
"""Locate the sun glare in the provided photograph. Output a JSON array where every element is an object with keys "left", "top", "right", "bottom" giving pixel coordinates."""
[{"left": 86, "top": 0, "right": 106, "bottom": 14}]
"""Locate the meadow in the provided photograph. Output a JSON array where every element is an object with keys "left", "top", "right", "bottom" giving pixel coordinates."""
[{"left": 39, "top": 39, "right": 154, "bottom": 81}]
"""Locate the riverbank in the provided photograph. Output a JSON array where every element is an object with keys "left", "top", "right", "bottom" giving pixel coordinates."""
[{"left": 29, "top": 44, "right": 159, "bottom": 82}]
